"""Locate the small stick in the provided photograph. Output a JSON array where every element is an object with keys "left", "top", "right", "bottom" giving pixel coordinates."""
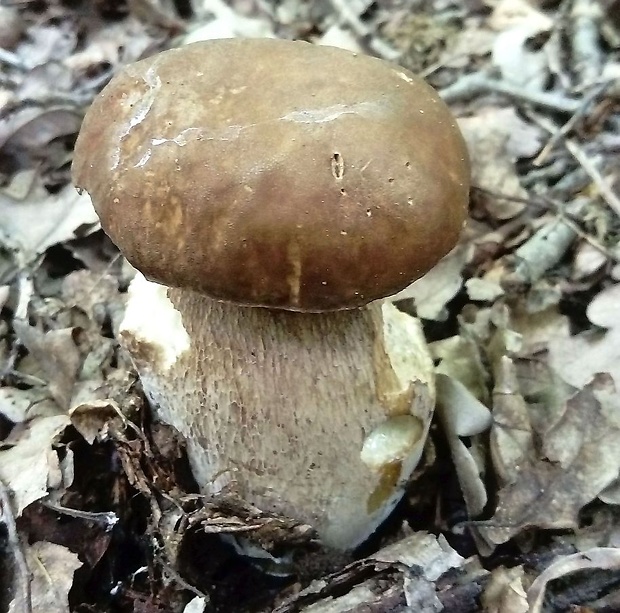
[
  {"left": 440, "top": 72, "right": 582, "bottom": 114},
  {"left": 328, "top": 0, "right": 401, "bottom": 60},
  {"left": 0, "top": 48, "right": 29, "bottom": 71},
  {"left": 40, "top": 500, "right": 119, "bottom": 531},
  {"left": 533, "top": 81, "right": 609, "bottom": 166},
  {"left": 507, "top": 199, "right": 586, "bottom": 285},
  {"left": 528, "top": 111, "right": 620, "bottom": 218}
]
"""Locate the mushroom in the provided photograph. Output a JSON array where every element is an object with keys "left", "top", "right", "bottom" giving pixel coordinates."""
[{"left": 72, "top": 38, "right": 470, "bottom": 550}]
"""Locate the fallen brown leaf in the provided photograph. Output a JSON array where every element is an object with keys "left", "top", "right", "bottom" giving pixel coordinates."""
[
  {"left": 476, "top": 368, "right": 620, "bottom": 551},
  {"left": 548, "top": 283, "right": 620, "bottom": 388},
  {"left": 13, "top": 321, "right": 81, "bottom": 410},
  {"left": 482, "top": 565, "right": 529, "bottom": 613},
  {"left": 458, "top": 108, "right": 544, "bottom": 220},
  {"left": 8, "top": 541, "right": 82, "bottom": 613},
  {"left": 0, "top": 414, "right": 70, "bottom": 514},
  {"left": 0, "top": 186, "right": 99, "bottom": 263}
]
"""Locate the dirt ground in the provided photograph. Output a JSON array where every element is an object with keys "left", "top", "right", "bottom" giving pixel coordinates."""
[{"left": 1, "top": 0, "right": 620, "bottom": 611}]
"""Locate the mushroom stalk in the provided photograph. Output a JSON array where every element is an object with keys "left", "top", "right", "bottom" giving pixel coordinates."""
[{"left": 120, "top": 273, "right": 435, "bottom": 550}]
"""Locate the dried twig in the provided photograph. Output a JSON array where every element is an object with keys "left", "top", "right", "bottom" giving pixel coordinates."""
[
  {"left": 564, "top": 139, "right": 620, "bottom": 218},
  {"left": 559, "top": 213, "right": 620, "bottom": 263},
  {"left": 533, "top": 81, "right": 610, "bottom": 165},
  {"left": 506, "top": 199, "right": 587, "bottom": 285},
  {"left": 522, "top": 156, "right": 573, "bottom": 186},
  {"left": 440, "top": 72, "right": 582, "bottom": 114},
  {"left": 152, "top": 548, "right": 210, "bottom": 600},
  {"left": 571, "top": 0, "right": 604, "bottom": 86},
  {"left": 528, "top": 112, "right": 620, "bottom": 217},
  {"left": 40, "top": 500, "right": 119, "bottom": 531},
  {"left": 329, "top": 0, "right": 401, "bottom": 60}
]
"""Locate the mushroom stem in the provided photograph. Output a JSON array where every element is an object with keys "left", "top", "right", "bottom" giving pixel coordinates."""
[{"left": 120, "top": 273, "right": 436, "bottom": 550}]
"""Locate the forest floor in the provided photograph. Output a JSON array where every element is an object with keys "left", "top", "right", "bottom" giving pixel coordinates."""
[{"left": 1, "top": 0, "right": 620, "bottom": 611}]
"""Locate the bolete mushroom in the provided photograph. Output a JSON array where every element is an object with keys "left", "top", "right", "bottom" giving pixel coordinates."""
[{"left": 72, "top": 38, "right": 469, "bottom": 550}]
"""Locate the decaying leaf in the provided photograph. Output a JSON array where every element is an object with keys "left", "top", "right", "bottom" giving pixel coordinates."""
[
  {"left": 571, "top": 240, "right": 608, "bottom": 280},
  {"left": 274, "top": 532, "right": 466, "bottom": 613},
  {"left": 511, "top": 303, "right": 570, "bottom": 354},
  {"left": 393, "top": 245, "right": 471, "bottom": 320},
  {"left": 548, "top": 283, "right": 620, "bottom": 388},
  {"left": 458, "top": 108, "right": 543, "bottom": 219},
  {"left": 183, "top": 597, "right": 207, "bottom": 613},
  {"left": 527, "top": 548, "right": 620, "bottom": 612},
  {"left": 8, "top": 541, "right": 83, "bottom": 613},
  {"left": 432, "top": 331, "right": 490, "bottom": 404},
  {"left": 181, "top": 0, "right": 274, "bottom": 43},
  {"left": 466, "top": 277, "right": 505, "bottom": 302},
  {"left": 489, "top": 0, "right": 554, "bottom": 32},
  {"left": 13, "top": 321, "right": 81, "bottom": 410},
  {"left": 0, "top": 387, "right": 57, "bottom": 424},
  {"left": 476, "top": 366, "right": 620, "bottom": 551},
  {"left": 0, "top": 415, "right": 70, "bottom": 514},
  {"left": 0, "top": 186, "right": 99, "bottom": 262},
  {"left": 492, "top": 22, "right": 551, "bottom": 92},
  {"left": 372, "top": 531, "right": 465, "bottom": 579},
  {"left": 482, "top": 565, "right": 529, "bottom": 613}
]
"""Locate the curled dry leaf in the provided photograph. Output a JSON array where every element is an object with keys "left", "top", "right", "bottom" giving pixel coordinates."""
[
  {"left": 436, "top": 374, "right": 492, "bottom": 516},
  {"left": 69, "top": 399, "right": 127, "bottom": 445},
  {"left": 433, "top": 333, "right": 492, "bottom": 517},
  {"left": 527, "top": 548, "right": 620, "bottom": 612},
  {"left": 0, "top": 107, "right": 81, "bottom": 169}
]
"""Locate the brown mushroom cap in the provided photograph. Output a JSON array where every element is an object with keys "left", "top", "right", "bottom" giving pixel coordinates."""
[{"left": 73, "top": 38, "right": 469, "bottom": 311}]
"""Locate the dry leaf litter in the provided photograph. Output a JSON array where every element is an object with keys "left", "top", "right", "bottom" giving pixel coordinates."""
[{"left": 0, "top": 0, "right": 619, "bottom": 611}]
